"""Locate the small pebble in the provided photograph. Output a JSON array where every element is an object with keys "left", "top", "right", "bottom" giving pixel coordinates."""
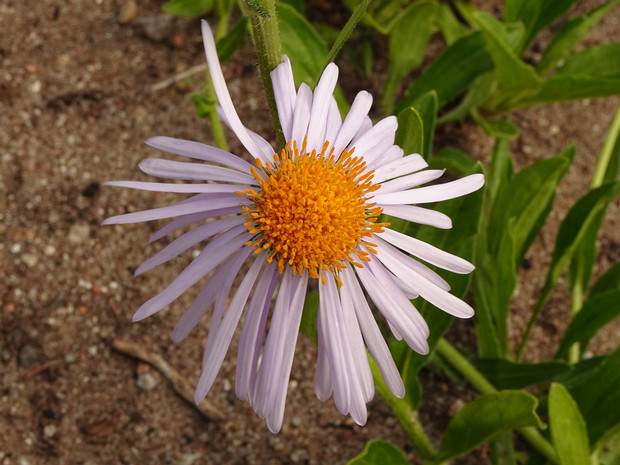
[
  {"left": 43, "top": 424, "right": 57, "bottom": 438},
  {"left": 137, "top": 372, "right": 158, "bottom": 391},
  {"left": 118, "top": 0, "right": 138, "bottom": 24},
  {"left": 68, "top": 223, "right": 90, "bottom": 244},
  {"left": 88, "top": 345, "right": 98, "bottom": 356},
  {"left": 18, "top": 344, "right": 39, "bottom": 368},
  {"left": 21, "top": 253, "right": 38, "bottom": 268},
  {"left": 43, "top": 244, "right": 56, "bottom": 256},
  {"left": 17, "top": 457, "right": 31, "bottom": 465},
  {"left": 65, "top": 353, "right": 76, "bottom": 364}
]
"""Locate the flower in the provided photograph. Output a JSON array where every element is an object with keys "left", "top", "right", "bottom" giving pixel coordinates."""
[{"left": 104, "top": 20, "right": 484, "bottom": 433}]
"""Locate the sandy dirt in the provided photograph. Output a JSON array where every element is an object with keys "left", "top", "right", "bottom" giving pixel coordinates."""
[{"left": 1, "top": 1, "right": 618, "bottom": 464}]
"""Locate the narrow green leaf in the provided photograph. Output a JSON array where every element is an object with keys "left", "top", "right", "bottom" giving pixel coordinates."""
[
  {"left": 537, "top": 0, "right": 620, "bottom": 75},
  {"left": 589, "top": 262, "right": 620, "bottom": 298},
  {"left": 216, "top": 16, "right": 249, "bottom": 62},
  {"left": 276, "top": 3, "right": 327, "bottom": 87},
  {"left": 434, "top": 3, "right": 469, "bottom": 45},
  {"left": 474, "top": 359, "right": 570, "bottom": 390},
  {"left": 472, "top": 110, "right": 520, "bottom": 139},
  {"left": 413, "top": 91, "right": 437, "bottom": 159},
  {"left": 300, "top": 289, "right": 318, "bottom": 345},
  {"left": 396, "top": 31, "right": 494, "bottom": 113},
  {"left": 322, "top": 0, "right": 369, "bottom": 74},
  {"left": 486, "top": 139, "right": 514, "bottom": 208},
  {"left": 437, "top": 71, "right": 495, "bottom": 126},
  {"left": 395, "top": 107, "right": 423, "bottom": 157},
  {"left": 556, "top": 42, "right": 620, "bottom": 78},
  {"left": 436, "top": 391, "right": 544, "bottom": 462},
  {"left": 190, "top": 89, "right": 215, "bottom": 118},
  {"left": 569, "top": 345, "right": 620, "bottom": 444},
  {"left": 549, "top": 383, "right": 590, "bottom": 465},
  {"left": 162, "top": 0, "right": 213, "bottom": 17},
  {"left": 347, "top": 440, "right": 410, "bottom": 465},
  {"left": 519, "top": 0, "right": 577, "bottom": 52},
  {"left": 470, "top": 10, "right": 542, "bottom": 110},
  {"left": 380, "top": 1, "right": 436, "bottom": 113},
  {"left": 556, "top": 290, "right": 620, "bottom": 359},
  {"left": 429, "top": 148, "right": 477, "bottom": 176}
]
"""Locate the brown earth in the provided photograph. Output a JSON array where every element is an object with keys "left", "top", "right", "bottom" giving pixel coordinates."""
[{"left": 1, "top": 1, "right": 618, "bottom": 465}]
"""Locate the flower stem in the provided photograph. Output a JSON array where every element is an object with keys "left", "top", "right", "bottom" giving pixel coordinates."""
[
  {"left": 205, "top": 69, "right": 229, "bottom": 152},
  {"left": 435, "top": 338, "right": 558, "bottom": 464},
  {"left": 241, "top": 0, "right": 285, "bottom": 147},
  {"left": 368, "top": 356, "right": 437, "bottom": 461}
]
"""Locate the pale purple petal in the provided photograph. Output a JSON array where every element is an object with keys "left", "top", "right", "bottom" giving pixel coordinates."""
[
  {"left": 135, "top": 217, "right": 245, "bottom": 276},
  {"left": 374, "top": 173, "right": 485, "bottom": 205},
  {"left": 378, "top": 170, "right": 445, "bottom": 195},
  {"left": 353, "top": 116, "right": 397, "bottom": 163},
  {"left": 306, "top": 63, "right": 339, "bottom": 152},
  {"left": 139, "top": 158, "right": 256, "bottom": 184},
  {"left": 194, "top": 250, "right": 267, "bottom": 403},
  {"left": 105, "top": 180, "right": 251, "bottom": 194},
  {"left": 332, "top": 91, "right": 372, "bottom": 158},
  {"left": 145, "top": 136, "right": 253, "bottom": 173},
  {"left": 373, "top": 154, "right": 427, "bottom": 183},
  {"left": 314, "top": 312, "right": 333, "bottom": 401},
  {"left": 201, "top": 20, "right": 273, "bottom": 163},
  {"left": 341, "top": 268, "right": 405, "bottom": 398},
  {"left": 148, "top": 206, "right": 242, "bottom": 243},
  {"left": 351, "top": 116, "right": 372, "bottom": 146},
  {"left": 373, "top": 241, "right": 474, "bottom": 318},
  {"left": 172, "top": 246, "right": 253, "bottom": 343},
  {"left": 235, "top": 263, "right": 279, "bottom": 400},
  {"left": 132, "top": 232, "right": 251, "bottom": 321},
  {"left": 381, "top": 204, "right": 452, "bottom": 229},
  {"left": 366, "top": 146, "right": 403, "bottom": 171},
  {"left": 264, "top": 271, "right": 308, "bottom": 433},
  {"left": 290, "top": 83, "right": 312, "bottom": 146},
  {"left": 323, "top": 97, "right": 342, "bottom": 151},
  {"left": 102, "top": 193, "right": 243, "bottom": 225},
  {"left": 381, "top": 228, "right": 474, "bottom": 274},
  {"left": 270, "top": 56, "right": 297, "bottom": 141}
]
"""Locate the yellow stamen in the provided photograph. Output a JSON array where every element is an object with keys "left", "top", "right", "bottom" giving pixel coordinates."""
[{"left": 239, "top": 139, "right": 387, "bottom": 284}]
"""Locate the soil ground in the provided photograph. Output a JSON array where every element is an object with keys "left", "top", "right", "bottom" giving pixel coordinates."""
[{"left": 1, "top": 1, "right": 618, "bottom": 464}]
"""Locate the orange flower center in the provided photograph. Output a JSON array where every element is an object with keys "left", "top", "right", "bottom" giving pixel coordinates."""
[{"left": 238, "top": 139, "right": 386, "bottom": 285}]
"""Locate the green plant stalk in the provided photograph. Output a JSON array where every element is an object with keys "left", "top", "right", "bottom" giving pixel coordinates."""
[
  {"left": 436, "top": 339, "right": 558, "bottom": 464},
  {"left": 568, "top": 283, "right": 584, "bottom": 364},
  {"left": 241, "top": 0, "right": 285, "bottom": 147},
  {"left": 369, "top": 356, "right": 437, "bottom": 461},
  {"left": 591, "top": 103, "right": 620, "bottom": 188}
]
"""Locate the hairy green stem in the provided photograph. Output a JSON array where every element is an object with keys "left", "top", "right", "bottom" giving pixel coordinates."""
[
  {"left": 242, "top": 0, "right": 285, "bottom": 147},
  {"left": 436, "top": 339, "right": 558, "bottom": 464},
  {"left": 369, "top": 356, "right": 437, "bottom": 461}
]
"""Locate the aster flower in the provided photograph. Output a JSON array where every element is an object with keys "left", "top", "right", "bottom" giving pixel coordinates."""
[{"left": 104, "top": 20, "right": 484, "bottom": 433}]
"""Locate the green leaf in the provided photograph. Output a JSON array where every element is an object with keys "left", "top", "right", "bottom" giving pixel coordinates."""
[
  {"left": 556, "top": 290, "right": 620, "bottom": 359},
  {"left": 549, "top": 383, "right": 590, "bottom": 465},
  {"left": 472, "top": 110, "right": 520, "bottom": 139},
  {"left": 190, "top": 88, "right": 215, "bottom": 118},
  {"left": 395, "top": 106, "right": 423, "bottom": 157},
  {"left": 429, "top": 148, "right": 478, "bottom": 176},
  {"left": 437, "top": 71, "right": 495, "bottom": 126},
  {"left": 434, "top": 3, "right": 469, "bottom": 45},
  {"left": 276, "top": 3, "right": 327, "bottom": 87},
  {"left": 322, "top": 0, "right": 368, "bottom": 72},
  {"left": 162, "top": 0, "right": 213, "bottom": 17},
  {"left": 556, "top": 42, "right": 620, "bottom": 79},
  {"left": 300, "top": 289, "right": 318, "bottom": 345},
  {"left": 489, "top": 146, "right": 574, "bottom": 263},
  {"left": 414, "top": 91, "right": 437, "bottom": 159},
  {"left": 216, "top": 16, "right": 249, "bottom": 62},
  {"left": 474, "top": 359, "right": 570, "bottom": 390},
  {"left": 436, "top": 391, "right": 544, "bottom": 462},
  {"left": 537, "top": 0, "right": 620, "bottom": 75},
  {"left": 347, "top": 440, "right": 410, "bottom": 465},
  {"left": 486, "top": 139, "right": 514, "bottom": 208},
  {"left": 519, "top": 0, "right": 577, "bottom": 53},
  {"left": 470, "top": 10, "right": 542, "bottom": 111},
  {"left": 569, "top": 345, "right": 620, "bottom": 444},
  {"left": 380, "top": 1, "right": 436, "bottom": 113},
  {"left": 589, "top": 262, "right": 620, "bottom": 298},
  {"left": 396, "top": 31, "right": 494, "bottom": 113},
  {"left": 530, "top": 182, "right": 620, "bottom": 355}
]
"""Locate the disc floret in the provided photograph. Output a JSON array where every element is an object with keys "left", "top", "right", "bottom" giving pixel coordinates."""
[{"left": 238, "top": 139, "right": 387, "bottom": 285}]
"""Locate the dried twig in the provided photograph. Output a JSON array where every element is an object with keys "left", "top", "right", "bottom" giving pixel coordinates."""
[
  {"left": 111, "top": 337, "right": 223, "bottom": 421},
  {"left": 151, "top": 64, "right": 207, "bottom": 92}
]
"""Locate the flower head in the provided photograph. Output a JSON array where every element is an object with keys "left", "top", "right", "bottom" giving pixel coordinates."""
[{"left": 104, "top": 20, "right": 484, "bottom": 433}]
